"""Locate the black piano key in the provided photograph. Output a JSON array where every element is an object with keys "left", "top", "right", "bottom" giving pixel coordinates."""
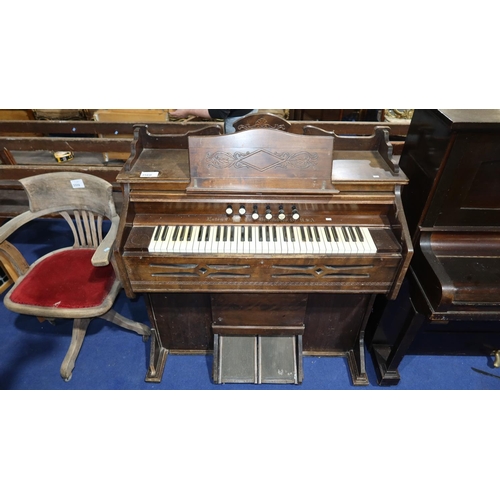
[
  {"left": 172, "top": 226, "right": 180, "bottom": 241},
  {"left": 265, "top": 226, "right": 270, "bottom": 242},
  {"left": 230, "top": 226, "right": 234, "bottom": 242},
  {"left": 341, "top": 226, "right": 349, "bottom": 241},
  {"left": 216, "top": 226, "right": 221, "bottom": 242},
  {"left": 272, "top": 226, "right": 277, "bottom": 242},
  {"left": 324, "top": 226, "right": 331, "bottom": 242},
  {"left": 355, "top": 226, "right": 364, "bottom": 242},
  {"left": 161, "top": 226, "right": 169, "bottom": 241},
  {"left": 283, "top": 226, "right": 288, "bottom": 242},
  {"left": 205, "top": 226, "right": 211, "bottom": 241},
  {"left": 313, "top": 226, "right": 320, "bottom": 241},
  {"left": 249, "top": 226, "right": 253, "bottom": 242},
  {"left": 198, "top": 226, "right": 204, "bottom": 242},
  {"left": 331, "top": 226, "right": 339, "bottom": 242},
  {"left": 241, "top": 226, "right": 245, "bottom": 242},
  {"left": 300, "top": 226, "right": 306, "bottom": 241},
  {"left": 259, "top": 226, "right": 263, "bottom": 242},
  {"left": 348, "top": 226, "right": 357, "bottom": 242},
  {"left": 179, "top": 226, "right": 186, "bottom": 241},
  {"left": 186, "top": 226, "right": 193, "bottom": 241},
  {"left": 152, "top": 226, "right": 160, "bottom": 241},
  {"left": 223, "top": 226, "right": 228, "bottom": 241},
  {"left": 307, "top": 226, "right": 314, "bottom": 242},
  {"left": 290, "top": 227, "right": 295, "bottom": 242}
]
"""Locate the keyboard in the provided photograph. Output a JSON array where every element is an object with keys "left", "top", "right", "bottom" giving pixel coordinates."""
[{"left": 148, "top": 225, "right": 377, "bottom": 255}]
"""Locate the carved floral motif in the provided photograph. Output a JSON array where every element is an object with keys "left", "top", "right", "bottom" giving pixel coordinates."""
[{"left": 236, "top": 118, "right": 287, "bottom": 131}]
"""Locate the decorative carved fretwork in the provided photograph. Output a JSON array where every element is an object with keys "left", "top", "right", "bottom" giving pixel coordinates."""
[
  {"left": 205, "top": 149, "right": 318, "bottom": 172},
  {"left": 150, "top": 263, "right": 251, "bottom": 279},
  {"left": 148, "top": 262, "right": 377, "bottom": 282},
  {"left": 271, "top": 264, "right": 373, "bottom": 279},
  {"left": 236, "top": 117, "right": 287, "bottom": 132}
]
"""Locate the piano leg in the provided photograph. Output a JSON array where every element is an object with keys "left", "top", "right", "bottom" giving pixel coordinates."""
[{"left": 370, "top": 296, "right": 425, "bottom": 386}]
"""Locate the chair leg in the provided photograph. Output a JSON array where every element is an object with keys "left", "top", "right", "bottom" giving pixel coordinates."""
[
  {"left": 100, "top": 309, "right": 152, "bottom": 341},
  {"left": 60, "top": 318, "right": 92, "bottom": 381}
]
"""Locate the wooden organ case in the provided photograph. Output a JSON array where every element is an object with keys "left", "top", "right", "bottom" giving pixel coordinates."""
[
  {"left": 366, "top": 109, "right": 500, "bottom": 385},
  {"left": 115, "top": 124, "right": 412, "bottom": 385}
]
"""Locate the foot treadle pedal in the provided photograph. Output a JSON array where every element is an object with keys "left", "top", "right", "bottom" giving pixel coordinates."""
[{"left": 214, "top": 334, "right": 303, "bottom": 384}]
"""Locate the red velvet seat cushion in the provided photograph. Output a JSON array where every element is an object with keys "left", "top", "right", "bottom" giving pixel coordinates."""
[{"left": 9, "top": 248, "right": 116, "bottom": 309}]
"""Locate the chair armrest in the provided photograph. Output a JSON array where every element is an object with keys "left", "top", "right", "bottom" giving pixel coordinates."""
[
  {"left": 0, "top": 211, "right": 38, "bottom": 243},
  {"left": 91, "top": 215, "right": 120, "bottom": 267}
]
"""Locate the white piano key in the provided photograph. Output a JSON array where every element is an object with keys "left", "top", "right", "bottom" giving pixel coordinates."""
[
  {"left": 262, "top": 226, "right": 271, "bottom": 254},
  {"left": 310, "top": 226, "right": 321, "bottom": 254},
  {"left": 247, "top": 226, "right": 255, "bottom": 254},
  {"left": 187, "top": 225, "right": 197, "bottom": 252},
  {"left": 196, "top": 226, "right": 206, "bottom": 253},
  {"left": 301, "top": 226, "right": 314, "bottom": 254},
  {"left": 160, "top": 226, "right": 175, "bottom": 253},
  {"left": 222, "top": 226, "right": 230, "bottom": 254},
  {"left": 150, "top": 225, "right": 161, "bottom": 253},
  {"left": 361, "top": 227, "right": 377, "bottom": 253},
  {"left": 241, "top": 226, "right": 249, "bottom": 254},
  {"left": 229, "top": 226, "right": 238, "bottom": 254},
  {"left": 280, "top": 226, "right": 289, "bottom": 255},
  {"left": 148, "top": 226, "right": 161, "bottom": 253},
  {"left": 275, "top": 225, "right": 285, "bottom": 254},
  {"left": 205, "top": 225, "right": 215, "bottom": 253},
  {"left": 178, "top": 225, "right": 191, "bottom": 253},
  {"left": 316, "top": 227, "right": 328, "bottom": 254},
  {"left": 348, "top": 226, "right": 365, "bottom": 254},
  {"left": 156, "top": 225, "right": 169, "bottom": 253},
  {"left": 291, "top": 226, "right": 302, "bottom": 254},
  {"left": 255, "top": 226, "right": 264, "bottom": 254},
  {"left": 172, "top": 226, "right": 184, "bottom": 253},
  {"left": 337, "top": 226, "right": 354, "bottom": 253}
]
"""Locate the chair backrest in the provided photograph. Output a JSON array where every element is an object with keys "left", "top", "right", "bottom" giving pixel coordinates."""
[
  {"left": 20, "top": 172, "right": 116, "bottom": 218},
  {"left": 19, "top": 172, "right": 118, "bottom": 250}
]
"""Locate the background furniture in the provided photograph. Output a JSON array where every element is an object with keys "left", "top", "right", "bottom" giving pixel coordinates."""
[{"left": 366, "top": 109, "right": 500, "bottom": 385}]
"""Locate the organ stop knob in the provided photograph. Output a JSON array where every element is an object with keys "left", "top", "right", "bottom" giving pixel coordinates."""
[
  {"left": 278, "top": 205, "right": 286, "bottom": 221},
  {"left": 252, "top": 205, "right": 259, "bottom": 220},
  {"left": 265, "top": 205, "right": 273, "bottom": 220}
]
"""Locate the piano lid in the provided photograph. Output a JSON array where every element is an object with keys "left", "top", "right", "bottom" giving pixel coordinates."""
[{"left": 186, "top": 128, "right": 338, "bottom": 195}]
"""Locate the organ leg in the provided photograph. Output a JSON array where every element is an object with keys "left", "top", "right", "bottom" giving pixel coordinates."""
[{"left": 347, "top": 294, "right": 375, "bottom": 386}]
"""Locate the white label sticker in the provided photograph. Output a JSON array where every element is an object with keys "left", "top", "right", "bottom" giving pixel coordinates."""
[
  {"left": 71, "top": 179, "right": 85, "bottom": 188},
  {"left": 140, "top": 171, "right": 159, "bottom": 178}
]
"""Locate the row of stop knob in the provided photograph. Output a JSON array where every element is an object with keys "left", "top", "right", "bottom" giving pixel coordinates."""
[{"left": 225, "top": 204, "right": 300, "bottom": 220}]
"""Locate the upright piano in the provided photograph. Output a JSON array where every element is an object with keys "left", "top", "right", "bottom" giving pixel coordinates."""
[
  {"left": 115, "top": 124, "right": 412, "bottom": 385},
  {"left": 366, "top": 109, "right": 500, "bottom": 385}
]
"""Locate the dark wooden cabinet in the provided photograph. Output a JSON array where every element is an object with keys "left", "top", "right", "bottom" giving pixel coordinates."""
[{"left": 366, "top": 109, "right": 500, "bottom": 385}]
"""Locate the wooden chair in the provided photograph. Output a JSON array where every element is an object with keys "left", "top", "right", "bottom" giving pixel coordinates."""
[{"left": 0, "top": 171, "right": 151, "bottom": 381}]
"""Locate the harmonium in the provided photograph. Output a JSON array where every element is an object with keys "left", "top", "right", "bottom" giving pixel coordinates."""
[{"left": 114, "top": 122, "right": 412, "bottom": 385}]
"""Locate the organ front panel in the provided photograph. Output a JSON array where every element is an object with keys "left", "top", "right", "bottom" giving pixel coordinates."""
[{"left": 115, "top": 124, "right": 412, "bottom": 385}]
